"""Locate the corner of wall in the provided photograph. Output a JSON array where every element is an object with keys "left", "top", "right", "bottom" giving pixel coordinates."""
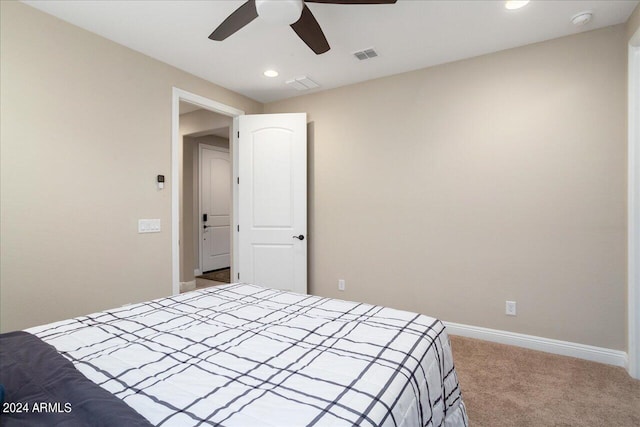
[{"left": 627, "top": 3, "right": 640, "bottom": 43}]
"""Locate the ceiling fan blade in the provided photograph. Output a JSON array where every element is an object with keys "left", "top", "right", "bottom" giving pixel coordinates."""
[
  {"left": 290, "top": 4, "right": 330, "bottom": 54},
  {"left": 209, "top": 0, "right": 258, "bottom": 41},
  {"left": 305, "top": 0, "right": 397, "bottom": 4}
]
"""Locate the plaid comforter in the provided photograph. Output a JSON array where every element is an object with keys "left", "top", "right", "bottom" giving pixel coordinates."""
[{"left": 28, "top": 284, "right": 468, "bottom": 426}]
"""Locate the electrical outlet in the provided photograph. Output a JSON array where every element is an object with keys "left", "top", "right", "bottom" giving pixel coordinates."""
[
  {"left": 506, "top": 301, "right": 517, "bottom": 316},
  {"left": 338, "top": 279, "right": 345, "bottom": 291}
]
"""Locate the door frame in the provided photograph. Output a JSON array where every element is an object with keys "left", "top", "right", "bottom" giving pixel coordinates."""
[
  {"left": 628, "top": 28, "right": 640, "bottom": 380},
  {"left": 198, "top": 143, "right": 231, "bottom": 274},
  {"left": 171, "top": 87, "right": 243, "bottom": 295}
]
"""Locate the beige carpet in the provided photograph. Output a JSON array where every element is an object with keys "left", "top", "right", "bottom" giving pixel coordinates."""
[{"left": 449, "top": 335, "right": 640, "bottom": 426}]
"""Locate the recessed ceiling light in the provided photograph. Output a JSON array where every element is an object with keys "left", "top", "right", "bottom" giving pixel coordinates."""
[
  {"left": 505, "top": 0, "right": 530, "bottom": 10},
  {"left": 263, "top": 69, "right": 279, "bottom": 78}
]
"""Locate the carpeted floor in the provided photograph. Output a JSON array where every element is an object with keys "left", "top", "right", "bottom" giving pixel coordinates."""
[
  {"left": 449, "top": 335, "right": 640, "bottom": 426},
  {"left": 197, "top": 268, "right": 231, "bottom": 283}
]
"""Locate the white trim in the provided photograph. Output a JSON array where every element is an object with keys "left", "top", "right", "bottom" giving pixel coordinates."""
[
  {"left": 171, "top": 90, "right": 180, "bottom": 296},
  {"left": 199, "top": 144, "right": 230, "bottom": 154},
  {"left": 171, "top": 87, "right": 244, "bottom": 296},
  {"left": 444, "top": 321, "right": 628, "bottom": 368},
  {"left": 232, "top": 117, "right": 239, "bottom": 282},
  {"left": 194, "top": 269, "right": 202, "bottom": 277},
  {"left": 198, "top": 141, "right": 202, "bottom": 275},
  {"left": 180, "top": 280, "right": 196, "bottom": 293},
  {"left": 628, "top": 28, "right": 640, "bottom": 379}
]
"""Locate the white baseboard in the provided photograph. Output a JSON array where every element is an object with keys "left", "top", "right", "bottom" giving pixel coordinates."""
[
  {"left": 180, "top": 280, "right": 196, "bottom": 293},
  {"left": 444, "top": 321, "right": 628, "bottom": 368},
  {"left": 194, "top": 269, "right": 202, "bottom": 277}
]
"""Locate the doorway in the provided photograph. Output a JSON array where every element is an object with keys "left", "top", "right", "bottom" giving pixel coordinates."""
[
  {"left": 171, "top": 88, "right": 243, "bottom": 295},
  {"left": 179, "top": 103, "right": 232, "bottom": 290},
  {"left": 171, "top": 88, "right": 309, "bottom": 297}
]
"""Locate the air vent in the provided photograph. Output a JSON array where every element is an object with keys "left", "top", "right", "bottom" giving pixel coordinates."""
[
  {"left": 353, "top": 48, "right": 378, "bottom": 61},
  {"left": 285, "top": 76, "right": 320, "bottom": 91}
]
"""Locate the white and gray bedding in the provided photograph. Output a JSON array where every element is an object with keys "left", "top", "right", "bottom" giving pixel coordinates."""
[
  {"left": 0, "top": 331, "right": 153, "bottom": 426},
  {"left": 21, "top": 283, "right": 467, "bottom": 426}
]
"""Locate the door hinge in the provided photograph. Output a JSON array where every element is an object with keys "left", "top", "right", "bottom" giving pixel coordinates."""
[
  {"left": 237, "top": 225, "right": 239, "bottom": 232},
  {"left": 237, "top": 131, "right": 240, "bottom": 138},
  {"left": 237, "top": 272, "right": 240, "bottom": 280},
  {"left": 237, "top": 177, "right": 239, "bottom": 184}
]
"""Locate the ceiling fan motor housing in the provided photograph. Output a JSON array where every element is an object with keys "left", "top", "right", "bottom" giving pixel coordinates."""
[
  {"left": 255, "top": 0, "right": 304, "bottom": 25},
  {"left": 210, "top": 0, "right": 397, "bottom": 55}
]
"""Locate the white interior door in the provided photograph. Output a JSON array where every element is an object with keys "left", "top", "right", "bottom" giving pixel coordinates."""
[
  {"left": 200, "top": 145, "right": 231, "bottom": 272},
  {"left": 238, "top": 113, "right": 307, "bottom": 294}
]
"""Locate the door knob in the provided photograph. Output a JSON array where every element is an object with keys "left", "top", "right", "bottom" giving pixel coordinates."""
[{"left": 293, "top": 234, "right": 305, "bottom": 240}]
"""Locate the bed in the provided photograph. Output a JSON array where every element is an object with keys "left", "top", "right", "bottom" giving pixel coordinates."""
[{"left": 1, "top": 283, "right": 468, "bottom": 426}]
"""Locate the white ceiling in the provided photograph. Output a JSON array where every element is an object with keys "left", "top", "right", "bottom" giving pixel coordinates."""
[{"left": 23, "top": 0, "right": 638, "bottom": 104}]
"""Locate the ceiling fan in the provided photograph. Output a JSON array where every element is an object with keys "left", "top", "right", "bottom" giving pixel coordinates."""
[{"left": 209, "top": 0, "right": 397, "bottom": 55}]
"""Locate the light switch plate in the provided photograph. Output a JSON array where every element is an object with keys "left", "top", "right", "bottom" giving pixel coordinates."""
[{"left": 138, "top": 219, "right": 161, "bottom": 233}]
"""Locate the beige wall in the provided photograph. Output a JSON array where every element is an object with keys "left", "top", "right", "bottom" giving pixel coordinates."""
[
  {"left": 0, "top": 1, "right": 261, "bottom": 332},
  {"left": 265, "top": 25, "right": 628, "bottom": 350},
  {"left": 0, "top": 0, "right": 632, "bottom": 353},
  {"left": 181, "top": 135, "right": 197, "bottom": 284},
  {"left": 179, "top": 109, "right": 232, "bottom": 138}
]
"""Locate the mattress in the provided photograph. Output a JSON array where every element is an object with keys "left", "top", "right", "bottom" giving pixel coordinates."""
[{"left": 27, "top": 283, "right": 468, "bottom": 426}]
